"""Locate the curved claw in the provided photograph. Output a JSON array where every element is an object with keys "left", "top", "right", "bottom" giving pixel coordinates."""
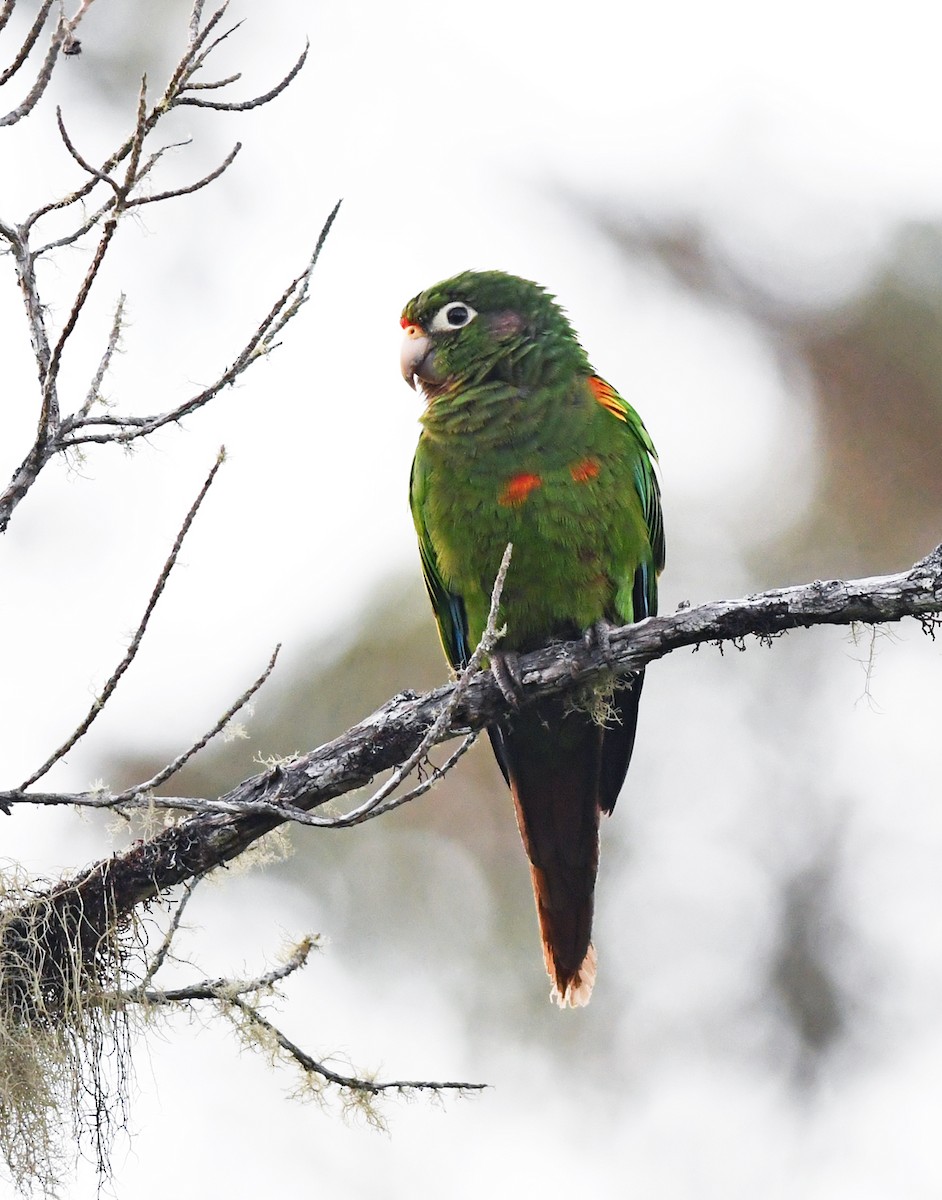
[
  {"left": 491, "top": 649, "right": 524, "bottom": 708},
  {"left": 584, "top": 618, "right": 617, "bottom": 664}
]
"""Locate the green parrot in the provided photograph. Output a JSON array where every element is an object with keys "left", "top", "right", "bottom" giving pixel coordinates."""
[{"left": 401, "top": 270, "right": 664, "bottom": 1007}]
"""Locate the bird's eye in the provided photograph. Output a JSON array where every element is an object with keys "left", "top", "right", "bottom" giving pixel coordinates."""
[{"left": 429, "top": 301, "right": 477, "bottom": 332}]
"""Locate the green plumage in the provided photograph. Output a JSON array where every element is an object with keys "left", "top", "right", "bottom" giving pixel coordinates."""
[{"left": 402, "top": 270, "right": 664, "bottom": 1006}]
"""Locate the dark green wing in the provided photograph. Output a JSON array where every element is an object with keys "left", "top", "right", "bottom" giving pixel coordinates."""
[
  {"left": 409, "top": 447, "right": 471, "bottom": 670},
  {"left": 631, "top": 446, "right": 664, "bottom": 622},
  {"left": 589, "top": 374, "right": 664, "bottom": 621},
  {"left": 589, "top": 376, "right": 666, "bottom": 812}
]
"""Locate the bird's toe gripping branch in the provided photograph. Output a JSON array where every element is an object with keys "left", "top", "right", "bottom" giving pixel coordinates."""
[{"left": 490, "top": 649, "right": 525, "bottom": 709}]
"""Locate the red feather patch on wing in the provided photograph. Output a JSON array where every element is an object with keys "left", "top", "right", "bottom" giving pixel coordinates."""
[
  {"left": 588, "top": 376, "right": 628, "bottom": 423},
  {"left": 499, "top": 473, "right": 543, "bottom": 507},
  {"left": 569, "top": 457, "right": 600, "bottom": 484}
]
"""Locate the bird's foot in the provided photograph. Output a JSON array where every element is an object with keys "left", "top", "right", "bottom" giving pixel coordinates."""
[
  {"left": 491, "top": 649, "right": 524, "bottom": 708},
  {"left": 584, "top": 618, "right": 617, "bottom": 665}
]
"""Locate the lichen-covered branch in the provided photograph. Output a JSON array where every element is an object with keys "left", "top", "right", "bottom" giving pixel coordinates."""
[
  {"left": 3, "top": 545, "right": 940, "bottom": 955},
  {"left": 132, "top": 936, "right": 485, "bottom": 1109}
]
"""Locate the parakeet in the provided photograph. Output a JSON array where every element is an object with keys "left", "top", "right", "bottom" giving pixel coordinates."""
[{"left": 401, "top": 270, "right": 664, "bottom": 1007}]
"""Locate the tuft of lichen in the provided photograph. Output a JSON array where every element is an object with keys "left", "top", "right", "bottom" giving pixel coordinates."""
[
  {"left": 564, "top": 678, "right": 621, "bottom": 727},
  {"left": 0, "top": 867, "right": 145, "bottom": 1198}
]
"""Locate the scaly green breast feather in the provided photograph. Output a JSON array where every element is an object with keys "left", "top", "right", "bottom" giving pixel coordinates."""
[{"left": 410, "top": 374, "right": 661, "bottom": 669}]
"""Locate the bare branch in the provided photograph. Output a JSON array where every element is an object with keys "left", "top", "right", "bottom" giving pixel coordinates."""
[
  {"left": 343, "top": 731, "right": 479, "bottom": 826},
  {"left": 166, "top": 4, "right": 230, "bottom": 104},
  {"left": 137, "top": 936, "right": 313, "bottom": 1005},
  {"left": 30, "top": 195, "right": 115, "bottom": 254},
  {"left": 188, "top": 0, "right": 207, "bottom": 46},
  {"left": 184, "top": 72, "right": 241, "bottom": 91},
  {"left": 223, "top": 996, "right": 486, "bottom": 1099},
  {"left": 79, "top": 293, "right": 125, "bottom": 418},
  {"left": 19, "top": 450, "right": 227, "bottom": 789},
  {"left": 55, "top": 105, "right": 122, "bottom": 193},
  {"left": 133, "top": 936, "right": 485, "bottom": 1098},
  {"left": 0, "top": 12, "right": 62, "bottom": 127},
  {"left": 0, "top": 0, "right": 55, "bottom": 88},
  {"left": 1, "top": 547, "right": 940, "bottom": 927},
  {"left": 126, "top": 141, "right": 242, "bottom": 208},
  {"left": 187, "top": 11, "right": 242, "bottom": 77},
  {"left": 1, "top": 6, "right": 317, "bottom": 538},
  {"left": 61, "top": 200, "right": 342, "bottom": 446},
  {"left": 177, "top": 41, "right": 308, "bottom": 111}
]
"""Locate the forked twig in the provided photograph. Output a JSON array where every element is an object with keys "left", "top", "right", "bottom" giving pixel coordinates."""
[
  {"left": 176, "top": 40, "right": 308, "bottom": 111},
  {"left": 60, "top": 199, "right": 342, "bottom": 448},
  {"left": 133, "top": 932, "right": 486, "bottom": 1097},
  {"left": 223, "top": 996, "right": 486, "bottom": 1098}
]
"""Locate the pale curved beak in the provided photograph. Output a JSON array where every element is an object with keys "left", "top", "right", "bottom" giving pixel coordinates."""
[{"left": 400, "top": 324, "right": 434, "bottom": 390}]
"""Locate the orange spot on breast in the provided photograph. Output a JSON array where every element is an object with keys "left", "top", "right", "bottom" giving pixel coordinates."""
[
  {"left": 588, "top": 376, "right": 628, "bottom": 423},
  {"left": 499, "top": 472, "right": 543, "bottom": 507},
  {"left": 570, "top": 457, "right": 600, "bottom": 484}
]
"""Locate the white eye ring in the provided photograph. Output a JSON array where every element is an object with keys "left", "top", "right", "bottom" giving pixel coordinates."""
[{"left": 429, "top": 301, "right": 477, "bottom": 332}]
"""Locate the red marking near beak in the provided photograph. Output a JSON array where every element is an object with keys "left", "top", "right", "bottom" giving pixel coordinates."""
[
  {"left": 499, "top": 473, "right": 543, "bottom": 507},
  {"left": 400, "top": 316, "right": 411, "bottom": 329}
]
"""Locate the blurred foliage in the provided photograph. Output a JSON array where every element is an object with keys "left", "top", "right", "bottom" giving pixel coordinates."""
[{"left": 594, "top": 212, "right": 942, "bottom": 577}]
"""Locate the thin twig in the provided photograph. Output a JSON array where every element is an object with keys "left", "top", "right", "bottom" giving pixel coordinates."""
[
  {"left": 79, "top": 294, "right": 125, "bottom": 418},
  {"left": 62, "top": 202, "right": 342, "bottom": 446},
  {"left": 0, "top": 0, "right": 95, "bottom": 125},
  {"left": 188, "top": 0, "right": 208, "bottom": 46},
  {"left": 126, "top": 142, "right": 241, "bottom": 208},
  {"left": 176, "top": 41, "right": 308, "bottom": 111},
  {"left": 331, "top": 732, "right": 478, "bottom": 827},
  {"left": 130, "top": 935, "right": 486, "bottom": 1095},
  {"left": 224, "top": 996, "right": 486, "bottom": 1096},
  {"left": 41, "top": 213, "right": 119, "bottom": 427},
  {"left": 20, "top": 450, "right": 227, "bottom": 789},
  {"left": 138, "top": 937, "right": 313, "bottom": 1004},
  {"left": 32, "top": 197, "right": 115, "bottom": 256},
  {"left": 115, "top": 643, "right": 282, "bottom": 799},
  {"left": 189, "top": 16, "right": 244, "bottom": 75},
  {"left": 0, "top": 14, "right": 63, "bottom": 127},
  {"left": 55, "top": 106, "right": 122, "bottom": 194},
  {"left": 139, "top": 879, "right": 200, "bottom": 989},
  {"left": 184, "top": 73, "right": 241, "bottom": 91},
  {"left": 0, "top": 0, "right": 55, "bottom": 88}
]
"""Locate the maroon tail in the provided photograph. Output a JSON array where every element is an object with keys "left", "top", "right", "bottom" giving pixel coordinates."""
[
  {"left": 488, "top": 676, "right": 644, "bottom": 1005},
  {"left": 490, "top": 698, "right": 606, "bottom": 1007}
]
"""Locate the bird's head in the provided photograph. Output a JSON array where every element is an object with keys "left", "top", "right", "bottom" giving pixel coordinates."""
[{"left": 400, "top": 270, "right": 585, "bottom": 396}]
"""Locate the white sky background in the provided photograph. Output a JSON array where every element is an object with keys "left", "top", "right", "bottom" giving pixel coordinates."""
[{"left": 2, "top": 0, "right": 942, "bottom": 1196}]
